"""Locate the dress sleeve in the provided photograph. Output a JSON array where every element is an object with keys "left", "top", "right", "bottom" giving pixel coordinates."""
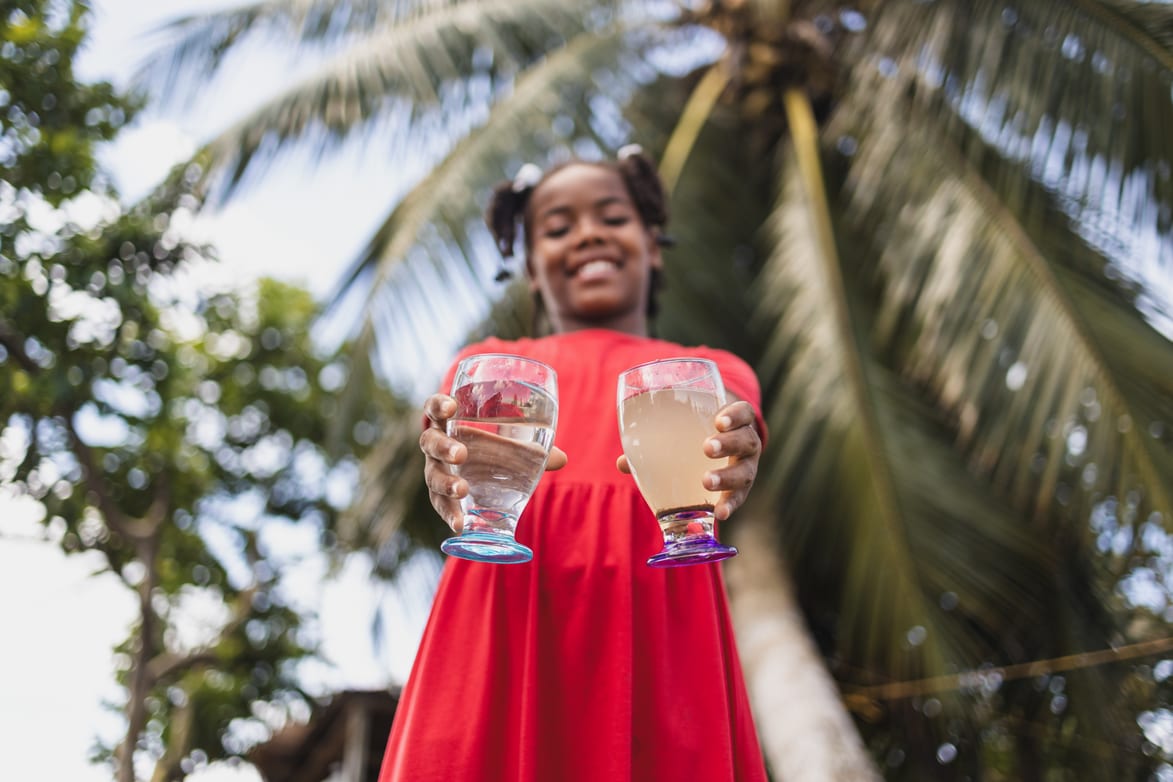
[{"left": 698, "top": 348, "right": 768, "bottom": 449}]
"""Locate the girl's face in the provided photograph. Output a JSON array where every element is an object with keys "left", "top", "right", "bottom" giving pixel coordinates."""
[{"left": 525, "top": 164, "right": 661, "bottom": 335}]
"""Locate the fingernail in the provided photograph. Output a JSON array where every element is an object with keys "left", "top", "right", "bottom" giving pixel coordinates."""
[
  {"left": 706, "top": 439, "right": 722, "bottom": 456},
  {"left": 717, "top": 415, "right": 732, "bottom": 430},
  {"left": 706, "top": 472, "right": 720, "bottom": 489},
  {"left": 448, "top": 444, "right": 460, "bottom": 460}
]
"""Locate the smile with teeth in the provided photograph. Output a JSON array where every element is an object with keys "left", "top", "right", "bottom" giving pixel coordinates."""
[{"left": 571, "top": 259, "right": 621, "bottom": 280}]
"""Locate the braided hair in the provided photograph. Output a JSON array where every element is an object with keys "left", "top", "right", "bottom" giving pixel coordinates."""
[{"left": 485, "top": 148, "right": 672, "bottom": 331}]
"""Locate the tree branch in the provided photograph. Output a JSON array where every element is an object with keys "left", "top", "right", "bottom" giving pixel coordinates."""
[
  {"left": 60, "top": 412, "right": 171, "bottom": 541},
  {"left": 118, "top": 534, "right": 161, "bottom": 782},
  {"left": 146, "top": 650, "right": 221, "bottom": 684},
  {"left": 844, "top": 635, "right": 1173, "bottom": 706},
  {"left": 145, "top": 584, "right": 259, "bottom": 684},
  {"left": 0, "top": 317, "right": 38, "bottom": 373},
  {"left": 60, "top": 411, "right": 134, "bottom": 532}
]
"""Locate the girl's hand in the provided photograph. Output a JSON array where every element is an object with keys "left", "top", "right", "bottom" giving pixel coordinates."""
[
  {"left": 614, "top": 400, "right": 762, "bottom": 521},
  {"left": 702, "top": 400, "right": 762, "bottom": 521},
  {"left": 420, "top": 393, "right": 567, "bottom": 533}
]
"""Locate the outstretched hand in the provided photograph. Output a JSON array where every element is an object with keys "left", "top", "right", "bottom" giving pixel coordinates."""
[
  {"left": 616, "top": 399, "right": 761, "bottom": 521},
  {"left": 420, "top": 393, "right": 567, "bottom": 532}
]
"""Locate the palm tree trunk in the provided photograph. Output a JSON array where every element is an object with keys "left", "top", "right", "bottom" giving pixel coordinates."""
[{"left": 725, "top": 511, "right": 881, "bottom": 782}]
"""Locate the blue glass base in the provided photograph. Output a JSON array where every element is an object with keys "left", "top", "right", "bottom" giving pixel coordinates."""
[
  {"left": 441, "top": 531, "right": 533, "bottom": 564},
  {"left": 647, "top": 536, "right": 738, "bottom": 568}
]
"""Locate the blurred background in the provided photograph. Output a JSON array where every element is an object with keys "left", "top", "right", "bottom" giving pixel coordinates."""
[
  {"left": 2, "top": 2, "right": 434, "bottom": 780},
  {"left": 2, "top": 1, "right": 1172, "bottom": 781}
]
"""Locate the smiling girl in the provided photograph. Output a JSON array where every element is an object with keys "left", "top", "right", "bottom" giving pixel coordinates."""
[{"left": 378, "top": 148, "right": 769, "bottom": 782}]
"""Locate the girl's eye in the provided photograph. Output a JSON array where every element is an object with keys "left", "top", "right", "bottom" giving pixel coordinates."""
[
  {"left": 543, "top": 225, "right": 570, "bottom": 238},
  {"left": 603, "top": 214, "right": 630, "bottom": 226}
]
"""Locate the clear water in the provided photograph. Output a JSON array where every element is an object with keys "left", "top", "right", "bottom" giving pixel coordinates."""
[
  {"left": 447, "top": 378, "right": 556, "bottom": 535},
  {"left": 448, "top": 419, "right": 555, "bottom": 533}
]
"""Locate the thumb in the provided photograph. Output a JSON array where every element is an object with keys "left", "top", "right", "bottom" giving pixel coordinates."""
[
  {"left": 546, "top": 446, "right": 568, "bottom": 471},
  {"left": 615, "top": 454, "right": 631, "bottom": 474}
]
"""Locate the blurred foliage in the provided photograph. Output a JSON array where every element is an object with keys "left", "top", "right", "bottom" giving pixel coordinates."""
[
  {"left": 0, "top": 2, "right": 379, "bottom": 780},
  {"left": 0, "top": 0, "right": 128, "bottom": 203}
]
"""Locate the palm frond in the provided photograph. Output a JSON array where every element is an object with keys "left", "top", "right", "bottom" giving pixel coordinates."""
[
  {"left": 754, "top": 152, "right": 1058, "bottom": 700},
  {"left": 631, "top": 70, "right": 774, "bottom": 353},
  {"left": 1083, "top": 0, "right": 1173, "bottom": 57},
  {"left": 870, "top": 366, "right": 1059, "bottom": 644},
  {"left": 754, "top": 143, "right": 950, "bottom": 682},
  {"left": 819, "top": 26, "right": 1171, "bottom": 756},
  {"left": 326, "top": 26, "right": 663, "bottom": 397},
  {"left": 184, "top": 0, "right": 619, "bottom": 203},
  {"left": 828, "top": 3, "right": 1173, "bottom": 578},
  {"left": 757, "top": 88, "right": 1144, "bottom": 769},
  {"left": 836, "top": 0, "right": 1173, "bottom": 333},
  {"left": 658, "top": 64, "right": 730, "bottom": 196},
  {"left": 134, "top": 0, "right": 388, "bottom": 90},
  {"left": 134, "top": 0, "right": 590, "bottom": 99},
  {"left": 336, "top": 403, "right": 441, "bottom": 555},
  {"left": 807, "top": 5, "right": 1173, "bottom": 764}
]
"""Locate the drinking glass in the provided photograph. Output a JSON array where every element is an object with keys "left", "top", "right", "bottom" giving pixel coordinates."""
[
  {"left": 440, "top": 353, "right": 558, "bottom": 564},
  {"left": 617, "top": 357, "right": 738, "bottom": 567}
]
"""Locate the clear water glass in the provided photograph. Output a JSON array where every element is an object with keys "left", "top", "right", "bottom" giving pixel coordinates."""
[{"left": 441, "top": 354, "right": 558, "bottom": 564}]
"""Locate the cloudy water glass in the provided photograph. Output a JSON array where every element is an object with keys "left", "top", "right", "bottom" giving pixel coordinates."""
[
  {"left": 441, "top": 354, "right": 558, "bottom": 564},
  {"left": 617, "top": 357, "right": 738, "bottom": 567}
]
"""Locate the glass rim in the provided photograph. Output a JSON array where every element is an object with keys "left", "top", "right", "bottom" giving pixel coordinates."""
[
  {"left": 617, "top": 356, "right": 723, "bottom": 398},
  {"left": 618, "top": 356, "right": 719, "bottom": 376},
  {"left": 456, "top": 352, "right": 558, "bottom": 379}
]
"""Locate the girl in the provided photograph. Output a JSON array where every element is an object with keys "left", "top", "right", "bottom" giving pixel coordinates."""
[{"left": 378, "top": 148, "right": 768, "bottom": 781}]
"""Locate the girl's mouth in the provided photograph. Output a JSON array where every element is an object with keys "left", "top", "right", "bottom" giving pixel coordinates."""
[{"left": 571, "top": 259, "right": 621, "bottom": 280}]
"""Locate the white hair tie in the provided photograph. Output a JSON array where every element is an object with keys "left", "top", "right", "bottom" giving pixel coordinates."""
[
  {"left": 617, "top": 143, "right": 644, "bottom": 160},
  {"left": 512, "top": 163, "right": 543, "bottom": 193}
]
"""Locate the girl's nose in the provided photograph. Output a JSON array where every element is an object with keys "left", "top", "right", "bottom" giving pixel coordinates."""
[{"left": 574, "top": 216, "right": 605, "bottom": 246}]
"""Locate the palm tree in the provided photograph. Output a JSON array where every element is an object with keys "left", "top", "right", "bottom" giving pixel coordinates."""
[{"left": 141, "top": 0, "right": 1173, "bottom": 778}]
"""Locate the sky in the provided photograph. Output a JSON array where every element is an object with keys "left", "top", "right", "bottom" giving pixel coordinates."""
[
  {"left": 0, "top": 2, "right": 436, "bottom": 780},
  {"left": 81, "top": 0, "right": 393, "bottom": 299}
]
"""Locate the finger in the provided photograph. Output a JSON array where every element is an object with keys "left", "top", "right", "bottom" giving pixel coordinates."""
[
  {"left": 423, "top": 394, "right": 458, "bottom": 427},
  {"left": 714, "top": 400, "right": 756, "bottom": 432},
  {"left": 420, "top": 427, "right": 466, "bottom": 464},
  {"left": 425, "top": 457, "right": 468, "bottom": 501},
  {"left": 713, "top": 487, "right": 749, "bottom": 521},
  {"left": 431, "top": 494, "right": 465, "bottom": 533},
  {"left": 704, "top": 457, "right": 757, "bottom": 495},
  {"left": 615, "top": 454, "right": 631, "bottom": 474},
  {"left": 705, "top": 425, "right": 760, "bottom": 460},
  {"left": 547, "top": 446, "right": 568, "bottom": 471},
  {"left": 704, "top": 455, "right": 758, "bottom": 523}
]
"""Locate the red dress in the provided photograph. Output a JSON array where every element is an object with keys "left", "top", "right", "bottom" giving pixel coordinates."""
[{"left": 378, "top": 329, "right": 768, "bottom": 782}]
